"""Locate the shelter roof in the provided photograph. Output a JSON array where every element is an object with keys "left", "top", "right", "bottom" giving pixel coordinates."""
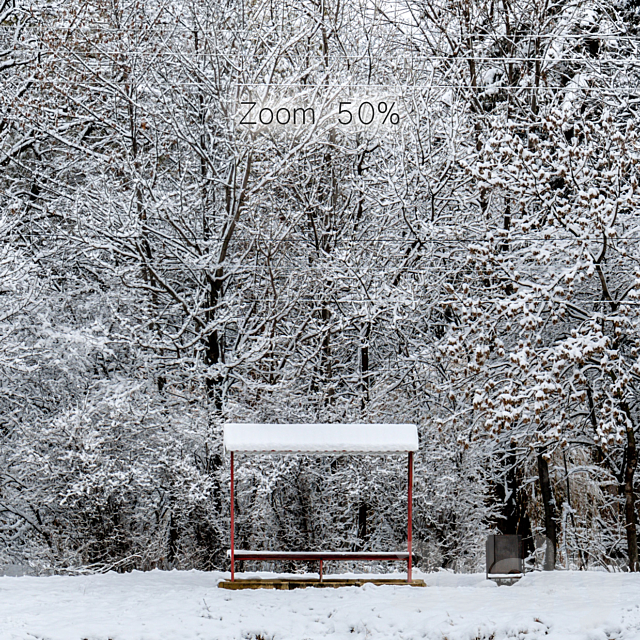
[{"left": 223, "top": 423, "right": 418, "bottom": 454}]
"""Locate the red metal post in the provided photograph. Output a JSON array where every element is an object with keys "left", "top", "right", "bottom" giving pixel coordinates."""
[
  {"left": 407, "top": 451, "right": 413, "bottom": 583},
  {"left": 319, "top": 559, "right": 323, "bottom": 582},
  {"left": 230, "top": 451, "right": 235, "bottom": 582}
]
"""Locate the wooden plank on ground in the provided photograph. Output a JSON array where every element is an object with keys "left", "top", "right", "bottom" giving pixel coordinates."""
[{"left": 218, "top": 578, "right": 426, "bottom": 590}]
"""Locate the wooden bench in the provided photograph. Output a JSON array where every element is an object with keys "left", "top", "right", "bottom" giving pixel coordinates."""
[{"left": 229, "top": 549, "right": 411, "bottom": 582}]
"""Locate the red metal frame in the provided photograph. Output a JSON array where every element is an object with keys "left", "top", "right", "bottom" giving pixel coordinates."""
[
  {"left": 230, "top": 451, "right": 235, "bottom": 582},
  {"left": 229, "top": 450, "right": 415, "bottom": 583},
  {"left": 408, "top": 451, "right": 413, "bottom": 582}
]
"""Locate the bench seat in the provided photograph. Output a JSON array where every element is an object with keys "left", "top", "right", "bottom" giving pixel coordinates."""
[{"left": 229, "top": 550, "right": 410, "bottom": 561}]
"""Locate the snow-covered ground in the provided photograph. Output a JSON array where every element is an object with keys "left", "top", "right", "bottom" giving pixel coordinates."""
[{"left": 1, "top": 568, "right": 638, "bottom": 639}]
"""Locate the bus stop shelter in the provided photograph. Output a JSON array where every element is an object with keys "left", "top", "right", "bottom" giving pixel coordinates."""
[{"left": 220, "top": 423, "right": 422, "bottom": 589}]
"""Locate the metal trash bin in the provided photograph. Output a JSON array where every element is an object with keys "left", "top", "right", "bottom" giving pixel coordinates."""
[{"left": 486, "top": 535, "right": 523, "bottom": 583}]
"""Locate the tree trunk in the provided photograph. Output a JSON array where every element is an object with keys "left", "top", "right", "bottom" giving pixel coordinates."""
[
  {"left": 622, "top": 402, "right": 639, "bottom": 571},
  {"left": 356, "top": 503, "right": 369, "bottom": 550},
  {"left": 321, "top": 306, "right": 334, "bottom": 403},
  {"left": 204, "top": 320, "right": 224, "bottom": 412},
  {"left": 360, "top": 322, "right": 370, "bottom": 409},
  {"left": 494, "top": 448, "right": 534, "bottom": 557},
  {"left": 537, "top": 448, "right": 557, "bottom": 571}
]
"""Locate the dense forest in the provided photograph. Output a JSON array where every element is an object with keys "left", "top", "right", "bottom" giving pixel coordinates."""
[{"left": 1, "top": 0, "right": 640, "bottom": 575}]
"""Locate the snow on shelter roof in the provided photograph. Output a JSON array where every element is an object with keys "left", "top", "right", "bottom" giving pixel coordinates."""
[{"left": 223, "top": 423, "right": 419, "bottom": 454}]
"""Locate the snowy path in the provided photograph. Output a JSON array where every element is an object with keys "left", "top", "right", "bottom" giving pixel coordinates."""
[{"left": 0, "top": 569, "right": 638, "bottom": 639}]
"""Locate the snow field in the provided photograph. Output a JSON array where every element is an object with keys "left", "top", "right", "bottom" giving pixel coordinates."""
[{"left": 0, "top": 569, "right": 638, "bottom": 640}]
